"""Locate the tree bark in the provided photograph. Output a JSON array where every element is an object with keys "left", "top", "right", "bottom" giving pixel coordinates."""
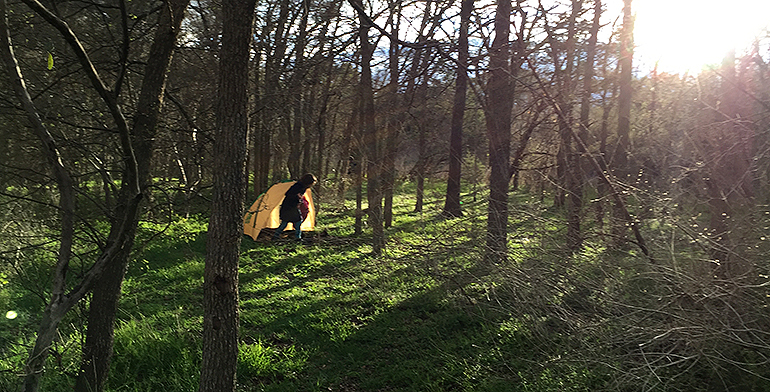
[
  {"left": 262, "top": 0, "right": 291, "bottom": 181},
  {"left": 350, "top": 0, "right": 384, "bottom": 254},
  {"left": 442, "top": 0, "right": 473, "bottom": 218},
  {"left": 198, "top": 0, "right": 255, "bottom": 390},
  {"left": 383, "top": 0, "right": 401, "bottom": 228},
  {"left": 485, "top": 0, "right": 514, "bottom": 263},
  {"left": 288, "top": 0, "right": 309, "bottom": 178}
]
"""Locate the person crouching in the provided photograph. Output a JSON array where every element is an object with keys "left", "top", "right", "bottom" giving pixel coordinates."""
[{"left": 273, "top": 173, "right": 316, "bottom": 241}]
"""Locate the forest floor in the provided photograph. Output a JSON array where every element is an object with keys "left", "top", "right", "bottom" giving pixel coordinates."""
[{"left": 3, "top": 181, "right": 769, "bottom": 391}]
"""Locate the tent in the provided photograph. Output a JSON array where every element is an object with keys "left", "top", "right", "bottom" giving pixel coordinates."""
[{"left": 243, "top": 181, "right": 316, "bottom": 240}]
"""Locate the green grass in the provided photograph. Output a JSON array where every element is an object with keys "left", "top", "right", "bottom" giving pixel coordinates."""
[{"left": 4, "top": 179, "right": 770, "bottom": 391}]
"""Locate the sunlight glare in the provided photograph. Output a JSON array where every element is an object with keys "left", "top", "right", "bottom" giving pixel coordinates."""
[{"left": 633, "top": 0, "right": 770, "bottom": 74}]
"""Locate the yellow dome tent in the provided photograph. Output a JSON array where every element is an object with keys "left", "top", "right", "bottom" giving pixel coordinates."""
[{"left": 243, "top": 181, "right": 316, "bottom": 240}]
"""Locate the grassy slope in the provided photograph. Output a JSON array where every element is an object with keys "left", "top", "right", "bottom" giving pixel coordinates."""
[
  {"left": 9, "top": 181, "right": 766, "bottom": 391},
  {"left": 100, "top": 183, "right": 597, "bottom": 392}
]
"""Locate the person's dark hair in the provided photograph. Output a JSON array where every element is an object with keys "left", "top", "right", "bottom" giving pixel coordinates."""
[{"left": 299, "top": 173, "right": 317, "bottom": 187}]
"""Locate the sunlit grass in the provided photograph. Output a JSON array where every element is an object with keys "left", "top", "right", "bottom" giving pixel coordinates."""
[{"left": 5, "top": 179, "right": 753, "bottom": 391}]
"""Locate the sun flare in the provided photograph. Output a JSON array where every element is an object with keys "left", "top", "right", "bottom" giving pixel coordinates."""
[{"left": 632, "top": 0, "right": 770, "bottom": 74}]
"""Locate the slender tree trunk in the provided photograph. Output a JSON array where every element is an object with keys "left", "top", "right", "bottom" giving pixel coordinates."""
[
  {"left": 595, "top": 57, "right": 618, "bottom": 230},
  {"left": 0, "top": 5, "right": 74, "bottom": 390},
  {"left": 510, "top": 102, "right": 545, "bottom": 190},
  {"left": 580, "top": 0, "right": 601, "bottom": 232},
  {"left": 383, "top": 1, "right": 401, "bottom": 228},
  {"left": 301, "top": 84, "right": 314, "bottom": 175},
  {"left": 339, "top": 103, "right": 357, "bottom": 204},
  {"left": 198, "top": 0, "right": 255, "bottom": 390},
  {"left": 414, "top": 123, "right": 426, "bottom": 213},
  {"left": 609, "top": 0, "right": 634, "bottom": 245},
  {"left": 443, "top": 0, "right": 473, "bottom": 218},
  {"left": 413, "top": 58, "right": 432, "bottom": 214},
  {"left": 350, "top": 0, "right": 384, "bottom": 254},
  {"left": 704, "top": 52, "right": 753, "bottom": 274},
  {"left": 264, "top": 0, "right": 290, "bottom": 180},
  {"left": 288, "top": 0, "right": 309, "bottom": 178},
  {"left": 401, "top": 1, "right": 431, "bottom": 215},
  {"left": 485, "top": 0, "right": 514, "bottom": 263},
  {"left": 312, "top": 10, "right": 337, "bottom": 186},
  {"left": 6, "top": 1, "right": 142, "bottom": 390},
  {"left": 564, "top": 0, "right": 583, "bottom": 252},
  {"left": 252, "top": 42, "right": 270, "bottom": 197},
  {"left": 74, "top": 3, "right": 190, "bottom": 391},
  {"left": 615, "top": 0, "right": 633, "bottom": 173},
  {"left": 580, "top": 0, "right": 601, "bottom": 149}
]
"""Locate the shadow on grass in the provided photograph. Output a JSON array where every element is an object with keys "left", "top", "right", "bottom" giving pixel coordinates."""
[
  {"left": 234, "top": 238, "right": 570, "bottom": 392},
  {"left": 105, "top": 207, "right": 599, "bottom": 392}
]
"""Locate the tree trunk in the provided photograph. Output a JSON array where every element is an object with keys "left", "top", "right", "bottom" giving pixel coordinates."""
[
  {"left": 74, "top": 3, "right": 190, "bottom": 391},
  {"left": 198, "top": 0, "right": 255, "bottom": 390},
  {"left": 414, "top": 123, "right": 425, "bottom": 213},
  {"left": 564, "top": 0, "right": 583, "bottom": 252},
  {"left": 413, "top": 62, "right": 431, "bottom": 214},
  {"left": 251, "top": 42, "right": 270, "bottom": 197},
  {"left": 350, "top": 0, "right": 384, "bottom": 254},
  {"left": 7, "top": 1, "right": 142, "bottom": 390},
  {"left": 263, "top": 0, "right": 291, "bottom": 180},
  {"left": 339, "top": 102, "right": 357, "bottom": 205},
  {"left": 704, "top": 51, "right": 754, "bottom": 274},
  {"left": 0, "top": 5, "right": 74, "bottom": 390},
  {"left": 580, "top": 0, "right": 601, "bottom": 228},
  {"left": 595, "top": 58, "right": 618, "bottom": 230},
  {"left": 485, "top": 0, "right": 514, "bottom": 263},
  {"left": 383, "top": 2, "right": 401, "bottom": 228},
  {"left": 611, "top": 0, "right": 634, "bottom": 244},
  {"left": 443, "top": 0, "right": 473, "bottom": 218},
  {"left": 288, "top": 0, "right": 309, "bottom": 179}
]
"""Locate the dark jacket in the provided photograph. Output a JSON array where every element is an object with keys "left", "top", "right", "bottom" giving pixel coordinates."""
[{"left": 279, "top": 181, "right": 307, "bottom": 222}]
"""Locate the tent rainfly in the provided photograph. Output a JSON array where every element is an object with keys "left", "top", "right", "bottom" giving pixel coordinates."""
[{"left": 243, "top": 181, "right": 316, "bottom": 240}]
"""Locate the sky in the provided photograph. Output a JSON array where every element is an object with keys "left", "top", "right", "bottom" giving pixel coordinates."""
[{"left": 630, "top": 0, "right": 770, "bottom": 74}]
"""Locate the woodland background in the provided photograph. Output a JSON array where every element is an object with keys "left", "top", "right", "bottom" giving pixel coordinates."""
[{"left": 2, "top": 0, "right": 770, "bottom": 391}]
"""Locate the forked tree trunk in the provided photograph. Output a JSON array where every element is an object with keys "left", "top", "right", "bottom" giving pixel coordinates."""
[
  {"left": 5, "top": 1, "right": 143, "bottom": 391},
  {"left": 74, "top": 2, "right": 190, "bottom": 391}
]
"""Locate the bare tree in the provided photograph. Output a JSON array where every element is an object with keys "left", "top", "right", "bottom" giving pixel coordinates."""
[
  {"left": 443, "top": 0, "right": 474, "bottom": 218},
  {"left": 75, "top": 2, "right": 190, "bottom": 390},
  {"left": 484, "top": 0, "right": 514, "bottom": 262},
  {"left": 1, "top": 0, "right": 143, "bottom": 390},
  {"left": 382, "top": 0, "right": 402, "bottom": 228},
  {"left": 349, "top": 0, "right": 384, "bottom": 255},
  {"left": 611, "top": 0, "right": 633, "bottom": 242},
  {"left": 541, "top": 0, "right": 584, "bottom": 252}
]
